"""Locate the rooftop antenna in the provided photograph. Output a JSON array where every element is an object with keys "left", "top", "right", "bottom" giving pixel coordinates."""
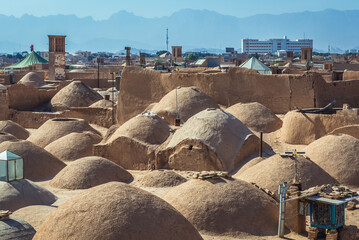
[
  {"left": 303, "top": 32, "right": 305, "bottom": 40},
  {"left": 277, "top": 149, "right": 305, "bottom": 238},
  {"left": 175, "top": 68, "right": 181, "bottom": 126},
  {"left": 166, "top": 28, "right": 169, "bottom": 51},
  {"left": 328, "top": 45, "right": 331, "bottom": 54},
  {"left": 280, "top": 150, "right": 305, "bottom": 184}
]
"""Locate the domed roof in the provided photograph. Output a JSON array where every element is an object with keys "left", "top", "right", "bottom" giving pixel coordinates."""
[
  {"left": 0, "top": 217, "right": 36, "bottom": 240},
  {"left": 149, "top": 86, "right": 219, "bottom": 124},
  {"left": 51, "top": 81, "right": 103, "bottom": 110},
  {"left": 17, "top": 72, "right": 46, "bottom": 88},
  {"left": 235, "top": 154, "right": 338, "bottom": 195},
  {"left": 163, "top": 178, "right": 278, "bottom": 236},
  {"left": 0, "top": 179, "right": 57, "bottom": 211},
  {"left": 0, "top": 132, "right": 18, "bottom": 143},
  {"left": 12, "top": 205, "right": 56, "bottom": 231},
  {"left": 108, "top": 112, "right": 170, "bottom": 145},
  {"left": 234, "top": 156, "right": 265, "bottom": 176},
  {"left": 0, "top": 140, "right": 65, "bottom": 180},
  {"left": 226, "top": 102, "right": 282, "bottom": 133},
  {"left": 94, "top": 113, "right": 169, "bottom": 170},
  {"left": 27, "top": 118, "right": 101, "bottom": 148},
  {"left": 329, "top": 125, "right": 359, "bottom": 139},
  {"left": 281, "top": 111, "right": 359, "bottom": 145},
  {"left": 166, "top": 108, "right": 258, "bottom": 171},
  {"left": 89, "top": 99, "right": 113, "bottom": 108},
  {"left": 44, "top": 132, "right": 102, "bottom": 162},
  {"left": 0, "top": 120, "right": 29, "bottom": 140},
  {"left": 33, "top": 182, "right": 203, "bottom": 240},
  {"left": 134, "top": 170, "right": 187, "bottom": 188},
  {"left": 306, "top": 134, "right": 359, "bottom": 187},
  {"left": 50, "top": 156, "right": 133, "bottom": 189}
]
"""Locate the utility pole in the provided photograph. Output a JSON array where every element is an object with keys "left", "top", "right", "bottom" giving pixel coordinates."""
[
  {"left": 166, "top": 28, "right": 169, "bottom": 51},
  {"left": 278, "top": 182, "right": 288, "bottom": 238},
  {"left": 97, "top": 57, "right": 104, "bottom": 88}
]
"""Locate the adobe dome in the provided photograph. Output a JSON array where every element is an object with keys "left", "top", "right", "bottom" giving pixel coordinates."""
[
  {"left": 44, "top": 131, "right": 102, "bottom": 162},
  {"left": 234, "top": 156, "right": 265, "bottom": 176},
  {"left": 51, "top": 81, "right": 103, "bottom": 110},
  {"left": 12, "top": 205, "right": 56, "bottom": 231},
  {"left": 149, "top": 86, "right": 219, "bottom": 124},
  {"left": 163, "top": 178, "right": 278, "bottom": 236},
  {"left": 329, "top": 124, "right": 359, "bottom": 139},
  {"left": 27, "top": 118, "right": 100, "bottom": 148},
  {"left": 108, "top": 112, "right": 170, "bottom": 145},
  {"left": 17, "top": 72, "right": 45, "bottom": 88},
  {"left": 161, "top": 108, "right": 260, "bottom": 172},
  {"left": 33, "top": 182, "right": 203, "bottom": 240},
  {"left": 134, "top": 170, "right": 187, "bottom": 188},
  {"left": 0, "top": 140, "right": 65, "bottom": 180},
  {"left": 89, "top": 99, "right": 113, "bottom": 108},
  {"left": 226, "top": 102, "right": 282, "bottom": 133},
  {"left": 0, "top": 120, "right": 29, "bottom": 140},
  {"left": 281, "top": 111, "right": 359, "bottom": 145},
  {"left": 0, "top": 132, "right": 17, "bottom": 143},
  {"left": 0, "top": 217, "right": 36, "bottom": 240},
  {"left": 0, "top": 179, "right": 57, "bottom": 211},
  {"left": 235, "top": 154, "right": 338, "bottom": 195},
  {"left": 306, "top": 134, "right": 359, "bottom": 187},
  {"left": 94, "top": 112, "right": 171, "bottom": 170},
  {"left": 49, "top": 156, "right": 133, "bottom": 189}
]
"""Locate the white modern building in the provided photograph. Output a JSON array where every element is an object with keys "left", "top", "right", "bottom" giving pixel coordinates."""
[{"left": 241, "top": 36, "right": 313, "bottom": 54}]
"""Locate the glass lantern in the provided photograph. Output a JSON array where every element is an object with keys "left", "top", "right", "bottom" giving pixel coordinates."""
[{"left": 0, "top": 150, "right": 23, "bottom": 182}]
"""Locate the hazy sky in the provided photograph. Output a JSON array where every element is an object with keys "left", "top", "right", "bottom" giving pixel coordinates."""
[{"left": 1, "top": 0, "right": 359, "bottom": 19}]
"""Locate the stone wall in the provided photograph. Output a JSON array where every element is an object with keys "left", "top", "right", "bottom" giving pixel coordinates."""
[
  {"left": 315, "top": 78, "right": 359, "bottom": 107},
  {"left": 343, "top": 70, "right": 359, "bottom": 80},
  {"left": 10, "top": 107, "right": 114, "bottom": 128},
  {"left": 0, "top": 90, "right": 9, "bottom": 120},
  {"left": 7, "top": 81, "right": 69, "bottom": 111},
  {"left": 66, "top": 72, "right": 116, "bottom": 89},
  {"left": 117, "top": 67, "right": 319, "bottom": 124}
]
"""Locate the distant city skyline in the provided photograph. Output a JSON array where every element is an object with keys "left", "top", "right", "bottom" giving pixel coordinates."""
[{"left": 1, "top": 0, "right": 359, "bottom": 20}]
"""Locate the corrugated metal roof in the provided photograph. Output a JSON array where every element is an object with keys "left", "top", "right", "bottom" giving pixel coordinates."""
[{"left": 194, "top": 59, "right": 206, "bottom": 65}]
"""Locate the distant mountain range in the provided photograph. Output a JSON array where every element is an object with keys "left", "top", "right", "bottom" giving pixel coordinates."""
[{"left": 0, "top": 8, "right": 358, "bottom": 53}]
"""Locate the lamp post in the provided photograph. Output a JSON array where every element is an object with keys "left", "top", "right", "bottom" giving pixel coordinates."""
[
  {"left": 111, "top": 72, "right": 115, "bottom": 124},
  {"left": 97, "top": 57, "right": 104, "bottom": 88}
]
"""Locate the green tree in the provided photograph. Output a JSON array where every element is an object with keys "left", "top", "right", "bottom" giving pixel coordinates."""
[
  {"left": 188, "top": 52, "right": 199, "bottom": 61},
  {"left": 87, "top": 55, "right": 95, "bottom": 62}
]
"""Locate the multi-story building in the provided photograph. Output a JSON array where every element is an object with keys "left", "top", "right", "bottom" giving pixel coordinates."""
[{"left": 241, "top": 36, "right": 313, "bottom": 54}]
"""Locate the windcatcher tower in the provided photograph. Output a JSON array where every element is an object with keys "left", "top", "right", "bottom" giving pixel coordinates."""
[
  {"left": 48, "top": 35, "right": 66, "bottom": 80},
  {"left": 125, "top": 47, "right": 131, "bottom": 66}
]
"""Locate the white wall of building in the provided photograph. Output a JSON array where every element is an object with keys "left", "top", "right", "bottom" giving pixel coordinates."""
[{"left": 241, "top": 36, "right": 313, "bottom": 54}]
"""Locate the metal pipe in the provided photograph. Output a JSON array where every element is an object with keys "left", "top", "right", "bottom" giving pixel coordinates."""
[
  {"left": 97, "top": 62, "right": 100, "bottom": 88},
  {"left": 259, "top": 132, "right": 263, "bottom": 157},
  {"left": 112, "top": 72, "right": 115, "bottom": 124},
  {"left": 278, "top": 182, "right": 288, "bottom": 238},
  {"left": 174, "top": 71, "right": 180, "bottom": 126}
]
